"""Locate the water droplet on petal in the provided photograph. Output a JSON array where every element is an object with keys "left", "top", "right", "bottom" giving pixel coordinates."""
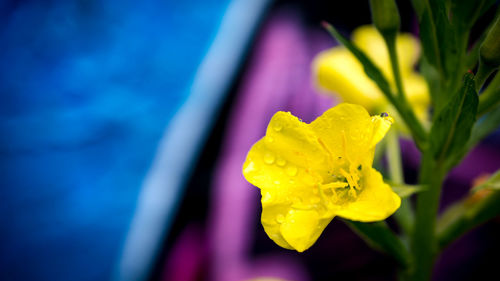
[
  {"left": 262, "top": 191, "right": 272, "bottom": 203},
  {"left": 286, "top": 165, "right": 298, "bottom": 176},
  {"left": 288, "top": 209, "right": 296, "bottom": 215},
  {"left": 310, "top": 197, "right": 321, "bottom": 204},
  {"left": 350, "top": 128, "right": 361, "bottom": 141},
  {"left": 264, "top": 153, "right": 275, "bottom": 164},
  {"left": 276, "top": 157, "right": 286, "bottom": 166},
  {"left": 276, "top": 214, "right": 285, "bottom": 223},
  {"left": 273, "top": 123, "right": 283, "bottom": 132},
  {"left": 266, "top": 136, "right": 274, "bottom": 143},
  {"left": 243, "top": 162, "right": 256, "bottom": 174},
  {"left": 274, "top": 180, "right": 281, "bottom": 185}
]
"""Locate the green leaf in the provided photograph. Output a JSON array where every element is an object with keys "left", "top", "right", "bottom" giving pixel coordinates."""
[
  {"left": 450, "top": 0, "right": 496, "bottom": 30},
  {"left": 429, "top": 73, "right": 478, "bottom": 169},
  {"left": 437, "top": 188, "right": 500, "bottom": 249},
  {"left": 418, "top": 10, "right": 443, "bottom": 76},
  {"left": 452, "top": 102, "right": 500, "bottom": 165},
  {"left": 344, "top": 220, "right": 410, "bottom": 267},
  {"left": 478, "top": 72, "right": 500, "bottom": 116},
  {"left": 472, "top": 169, "right": 500, "bottom": 192},
  {"left": 469, "top": 104, "right": 500, "bottom": 147},
  {"left": 466, "top": 12, "right": 500, "bottom": 72},
  {"left": 388, "top": 182, "right": 428, "bottom": 198},
  {"left": 418, "top": 1, "right": 453, "bottom": 78}
]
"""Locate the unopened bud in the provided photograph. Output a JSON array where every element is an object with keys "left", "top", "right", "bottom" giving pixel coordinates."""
[
  {"left": 480, "top": 17, "right": 500, "bottom": 69},
  {"left": 369, "top": 0, "right": 400, "bottom": 37}
]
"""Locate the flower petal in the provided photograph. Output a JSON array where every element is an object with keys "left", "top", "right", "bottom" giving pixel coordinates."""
[
  {"left": 313, "top": 47, "right": 385, "bottom": 110},
  {"left": 335, "top": 168, "right": 401, "bottom": 222},
  {"left": 309, "top": 103, "right": 377, "bottom": 167},
  {"left": 370, "top": 114, "right": 394, "bottom": 147},
  {"left": 405, "top": 73, "right": 430, "bottom": 108},
  {"left": 243, "top": 111, "right": 331, "bottom": 190},
  {"left": 352, "top": 25, "right": 420, "bottom": 78},
  {"left": 260, "top": 202, "right": 294, "bottom": 250},
  {"left": 243, "top": 111, "right": 332, "bottom": 251},
  {"left": 279, "top": 209, "right": 333, "bottom": 252}
]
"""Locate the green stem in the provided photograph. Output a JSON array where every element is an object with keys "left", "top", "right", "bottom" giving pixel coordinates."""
[
  {"left": 385, "top": 34, "right": 407, "bottom": 101},
  {"left": 383, "top": 32, "right": 428, "bottom": 151},
  {"left": 409, "top": 154, "right": 445, "bottom": 281},
  {"left": 387, "top": 129, "right": 414, "bottom": 236},
  {"left": 394, "top": 102, "right": 428, "bottom": 151}
]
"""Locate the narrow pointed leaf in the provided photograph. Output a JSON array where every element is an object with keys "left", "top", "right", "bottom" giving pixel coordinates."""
[
  {"left": 473, "top": 170, "right": 500, "bottom": 192},
  {"left": 345, "top": 220, "right": 410, "bottom": 268},
  {"left": 437, "top": 189, "right": 500, "bottom": 249},
  {"left": 429, "top": 73, "right": 478, "bottom": 169},
  {"left": 469, "top": 105, "right": 500, "bottom": 148},
  {"left": 388, "top": 182, "right": 427, "bottom": 198}
]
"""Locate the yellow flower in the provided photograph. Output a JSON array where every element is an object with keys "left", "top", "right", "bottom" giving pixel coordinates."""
[
  {"left": 242, "top": 103, "right": 401, "bottom": 252},
  {"left": 313, "top": 25, "right": 429, "bottom": 115}
]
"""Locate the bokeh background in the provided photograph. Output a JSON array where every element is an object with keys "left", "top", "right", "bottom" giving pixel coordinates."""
[{"left": 1, "top": 1, "right": 499, "bottom": 281}]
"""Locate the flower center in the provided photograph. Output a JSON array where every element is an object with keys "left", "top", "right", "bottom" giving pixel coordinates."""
[{"left": 319, "top": 165, "right": 363, "bottom": 206}]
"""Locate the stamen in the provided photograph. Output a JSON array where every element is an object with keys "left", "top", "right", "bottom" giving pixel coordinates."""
[
  {"left": 349, "top": 164, "right": 361, "bottom": 189},
  {"left": 348, "top": 188, "right": 357, "bottom": 198},
  {"left": 340, "top": 168, "right": 358, "bottom": 191},
  {"left": 321, "top": 182, "right": 349, "bottom": 189}
]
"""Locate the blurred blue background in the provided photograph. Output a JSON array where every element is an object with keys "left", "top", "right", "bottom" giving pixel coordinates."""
[{"left": 0, "top": 0, "right": 236, "bottom": 280}]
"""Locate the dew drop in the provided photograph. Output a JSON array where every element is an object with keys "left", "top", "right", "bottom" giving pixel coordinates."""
[
  {"left": 274, "top": 180, "right": 281, "bottom": 185},
  {"left": 350, "top": 128, "right": 361, "bottom": 141},
  {"left": 262, "top": 191, "right": 272, "bottom": 203},
  {"left": 266, "top": 136, "right": 274, "bottom": 143},
  {"left": 276, "top": 157, "right": 286, "bottom": 166},
  {"left": 264, "top": 153, "right": 275, "bottom": 164},
  {"left": 276, "top": 214, "right": 285, "bottom": 223},
  {"left": 310, "top": 197, "right": 321, "bottom": 204},
  {"left": 243, "top": 162, "right": 256, "bottom": 174},
  {"left": 273, "top": 123, "right": 283, "bottom": 132},
  {"left": 286, "top": 165, "right": 298, "bottom": 176}
]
